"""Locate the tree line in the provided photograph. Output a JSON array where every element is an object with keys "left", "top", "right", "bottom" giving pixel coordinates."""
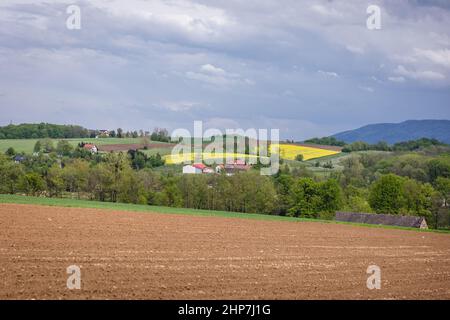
[
  {"left": 0, "top": 123, "right": 92, "bottom": 139},
  {"left": 304, "top": 136, "right": 448, "bottom": 152},
  {"left": 0, "top": 123, "right": 172, "bottom": 143}
]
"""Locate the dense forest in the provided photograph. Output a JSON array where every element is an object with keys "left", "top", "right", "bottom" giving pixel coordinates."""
[
  {"left": 0, "top": 123, "right": 92, "bottom": 139},
  {"left": 1, "top": 138, "right": 449, "bottom": 229}
]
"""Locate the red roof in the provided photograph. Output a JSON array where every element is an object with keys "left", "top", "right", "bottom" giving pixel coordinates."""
[
  {"left": 84, "top": 144, "right": 96, "bottom": 149},
  {"left": 192, "top": 163, "right": 207, "bottom": 170},
  {"left": 226, "top": 159, "right": 246, "bottom": 165}
]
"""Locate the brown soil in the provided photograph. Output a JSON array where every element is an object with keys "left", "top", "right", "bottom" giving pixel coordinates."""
[
  {"left": 0, "top": 203, "right": 449, "bottom": 300},
  {"left": 98, "top": 143, "right": 174, "bottom": 152}
]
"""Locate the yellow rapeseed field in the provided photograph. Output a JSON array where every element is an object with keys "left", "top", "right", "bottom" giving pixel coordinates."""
[
  {"left": 164, "top": 152, "right": 265, "bottom": 164},
  {"left": 164, "top": 144, "right": 340, "bottom": 164},
  {"left": 271, "top": 144, "right": 340, "bottom": 161}
]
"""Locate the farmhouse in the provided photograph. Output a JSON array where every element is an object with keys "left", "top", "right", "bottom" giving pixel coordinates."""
[
  {"left": 216, "top": 159, "right": 252, "bottom": 176},
  {"left": 182, "top": 163, "right": 214, "bottom": 174},
  {"left": 96, "top": 130, "right": 110, "bottom": 138},
  {"left": 335, "top": 212, "right": 428, "bottom": 229},
  {"left": 83, "top": 143, "right": 98, "bottom": 154},
  {"left": 13, "top": 155, "right": 26, "bottom": 164}
]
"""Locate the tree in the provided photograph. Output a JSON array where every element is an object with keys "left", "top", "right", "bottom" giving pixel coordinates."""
[
  {"left": 427, "top": 159, "right": 450, "bottom": 182},
  {"left": 33, "top": 140, "right": 42, "bottom": 153},
  {"left": 288, "top": 178, "right": 322, "bottom": 218},
  {"left": 5, "top": 147, "right": 15, "bottom": 156},
  {"left": 154, "top": 177, "right": 182, "bottom": 207},
  {"left": 117, "top": 169, "right": 147, "bottom": 204},
  {"left": 61, "top": 159, "right": 90, "bottom": 198},
  {"left": 19, "top": 172, "right": 46, "bottom": 196},
  {"left": 274, "top": 174, "right": 295, "bottom": 215},
  {"left": 117, "top": 128, "right": 123, "bottom": 138},
  {"left": 151, "top": 128, "right": 170, "bottom": 142},
  {"left": 435, "top": 177, "right": 450, "bottom": 207},
  {"left": 102, "top": 152, "right": 132, "bottom": 202},
  {"left": 46, "top": 164, "right": 65, "bottom": 197},
  {"left": 0, "top": 155, "right": 25, "bottom": 194},
  {"left": 401, "top": 178, "right": 435, "bottom": 217},
  {"left": 40, "top": 138, "right": 55, "bottom": 153},
  {"left": 88, "top": 163, "right": 114, "bottom": 202},
  {"left": 295, "top": 154, "right": 304, "bottom": 162},
  {"left": 148, "top": 153, "right": 165, "bottom": 168},
  {"left": 56, "top": 140, "right": 73, "bottom": 156},
  {"left": 341, "top": 156, "right": 365, "bottom": 187},
  {"left": 318, "top": 179, "right": 343, "bottom": 213},
  {"left": 369, "top": 174, "right": 404, "bottom": 214}
]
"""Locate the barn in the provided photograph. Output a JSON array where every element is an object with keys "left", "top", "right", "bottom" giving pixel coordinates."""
[{"left": 335, "top": 212, "right": 428, "bottom": 229}]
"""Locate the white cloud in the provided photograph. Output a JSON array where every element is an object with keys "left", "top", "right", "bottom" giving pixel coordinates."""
[
  {"left": 346, "top": 45, "right": 365, "bottom": 54},
  {"left": 414, "top": 48, "right": 450, "bottom": 68},
  {"left": 186, "top": 63, "right": 249, "bottom": 87},
  {"left": 388, "top": 76, "right": 406, "bottom": 83},
  {"left": 159, "top": 100, "right": 202, "bottom": 112},
  {"left": 310, "top": 4, "right": 342, "bottom": 18},
  {"left": 318, "top": 70, "right": 339, "bottom": 78},
  {"left": 90, "top": 0, "right": 234, "bottom": 43},
  {"left": 358, "top": 86, "right": 374, "bottom": 93},
  {"left": 395, "top": 65, "right": 446, "bottom": 81},
  {"left": 200, "top": 64, "right": 226, "bottom": 75}
]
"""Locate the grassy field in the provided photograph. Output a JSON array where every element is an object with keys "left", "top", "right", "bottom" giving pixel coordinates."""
[
  {"left": 0, "top": 138, "right": 168, "bottom": 154},
  {"left": 1, "top": 194, "right": 448, "bottom": 234},
  {"left": 141, "top": 147, "right": 173, "bottom": 157}
]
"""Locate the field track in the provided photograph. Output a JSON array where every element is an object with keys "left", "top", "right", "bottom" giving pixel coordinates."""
[{"left": 1, "top": 203, "right": 449, "bottom": 299}]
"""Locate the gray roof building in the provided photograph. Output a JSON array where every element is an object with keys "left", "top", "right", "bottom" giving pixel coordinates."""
[{"left": 335, "top": 212, "right": 428, "bottom": 229}]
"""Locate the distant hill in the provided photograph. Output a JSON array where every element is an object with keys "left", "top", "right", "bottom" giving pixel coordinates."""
[{"left": 332, "top": 120, "right": 450, "bottom": 144}]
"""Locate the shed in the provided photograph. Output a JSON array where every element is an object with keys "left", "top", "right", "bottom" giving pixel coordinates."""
[{"left": 335, "top": 212, "right": 428, "bottom": 229}]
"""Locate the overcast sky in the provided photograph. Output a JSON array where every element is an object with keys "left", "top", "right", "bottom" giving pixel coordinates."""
[{"left": 1, "top": 0, "right": 450, "bottom": 140}]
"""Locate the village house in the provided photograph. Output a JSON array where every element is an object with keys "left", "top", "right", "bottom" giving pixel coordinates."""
[
  {"left": 216, "top": 159, "right": 252, "bottom": 176},
  {"left": 13, "top": 155, "right": 26, "bottom": 164},
  {"left": 96, "top": 130, "right": 110, "bottom": 138},
  {"left": 83, "top": 143, "right": 98, "bottom": 154},
  {"left": 182, "top": 163, "right": 214, "bottom": 174},
  {"left": 183, "top": 160, "right": 252, "bottom": 175}
]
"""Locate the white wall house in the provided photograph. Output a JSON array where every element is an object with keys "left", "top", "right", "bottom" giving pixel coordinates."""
[
  {"left": 182, "top": 164, "right": 203, "bottom": 174},
  {"left": 83, "top": 144, "right": 98, "bottom": 154}
]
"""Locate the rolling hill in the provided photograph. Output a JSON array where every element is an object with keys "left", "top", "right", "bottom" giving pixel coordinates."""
[{"left": 333, "top": 120, "right": 450, "bottom": 144}]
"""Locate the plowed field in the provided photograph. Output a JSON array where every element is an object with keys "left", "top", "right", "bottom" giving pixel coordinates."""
[{"left": 1, "top": 204, "right": 449, "bottom": 299}]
